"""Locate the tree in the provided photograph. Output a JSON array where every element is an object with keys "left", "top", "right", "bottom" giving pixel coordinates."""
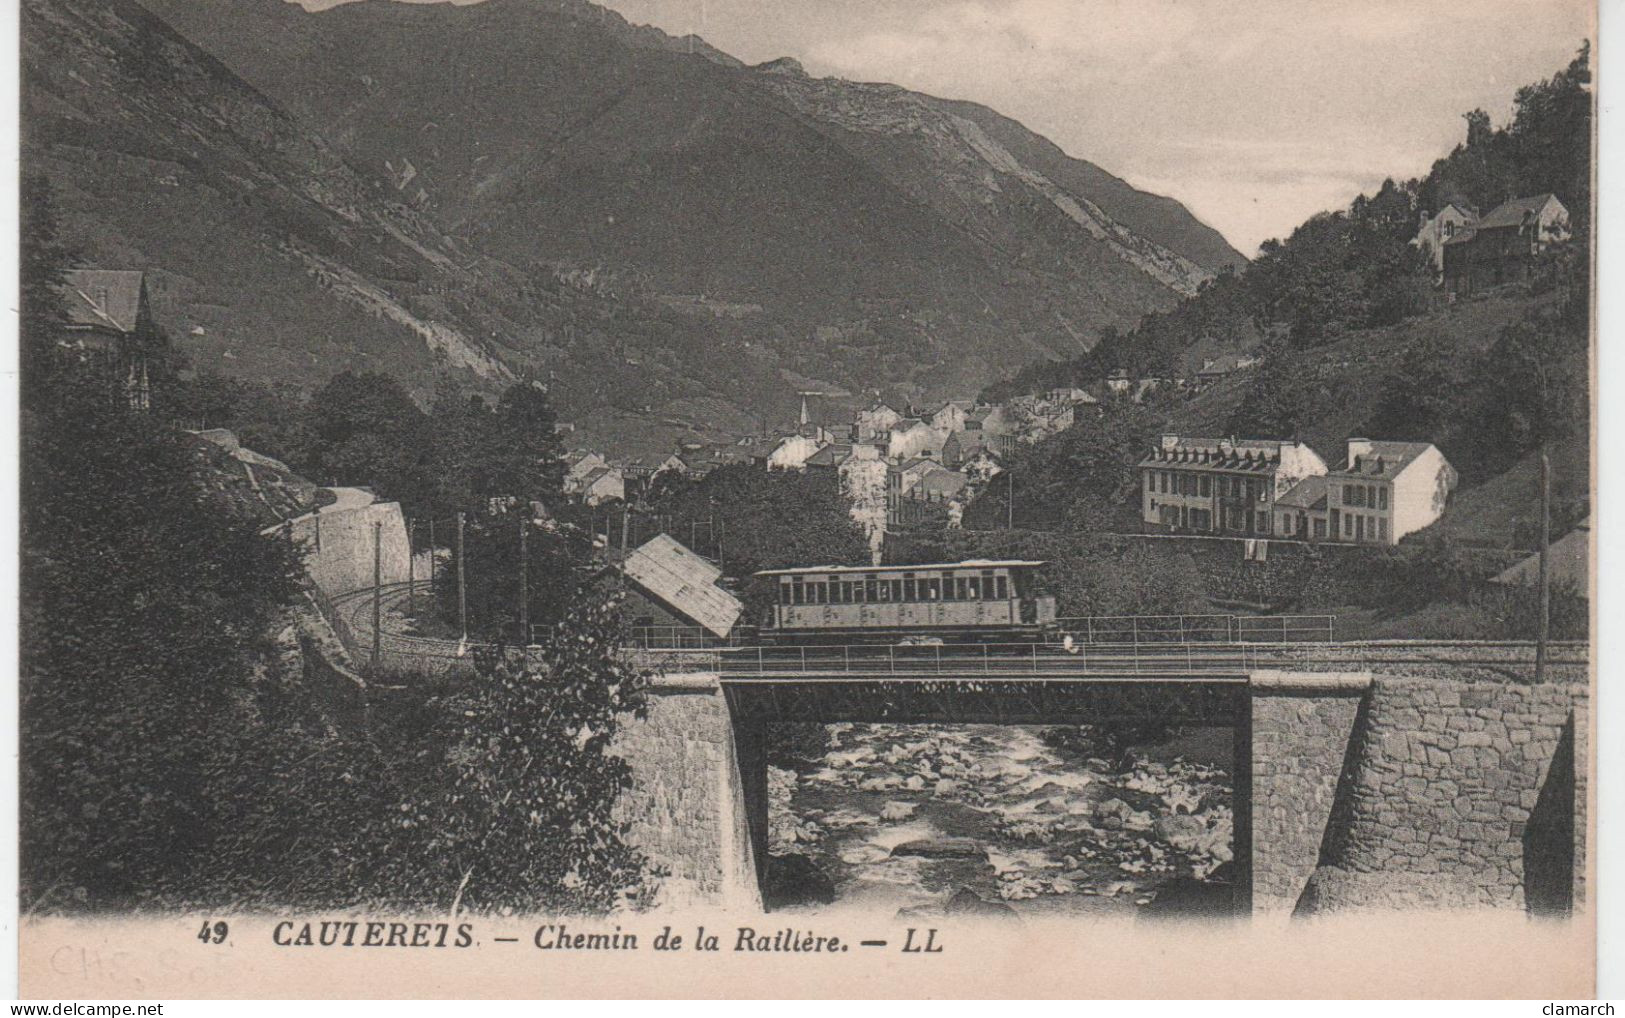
[
  {"left": 434, "top": 504, "right": 591, "bottom": 641},
  {"left": 20, "top": 245, "right": 305, "bottom": 907},
  {"left": 648, "top": 464, "right": 869, "bottom": 585},
  {"left": 388, "top": 591, "right": 651, "bottom": 913},
  {"left": 1224, "top": 341, "right": 1330, "bottom": 440},
  {"left": 302, "top": 371, "right": 439, "bottom": 517}
]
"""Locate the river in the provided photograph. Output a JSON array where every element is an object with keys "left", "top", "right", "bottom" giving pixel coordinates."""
[{"left": 765, "top": 723, "right": 1238, "bottom": 919}]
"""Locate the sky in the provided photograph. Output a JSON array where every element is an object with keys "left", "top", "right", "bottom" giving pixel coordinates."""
[{"left": 299, "top": 0, "right": 1592, "bottom": 256}]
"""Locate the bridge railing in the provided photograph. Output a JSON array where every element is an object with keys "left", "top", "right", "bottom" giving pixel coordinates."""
[
  {"left": 1051, "top": 614, "right": 1334, "bottom": 644},
  {"left": 716, "top": 641, "right": 1262, "bottom": 677}
]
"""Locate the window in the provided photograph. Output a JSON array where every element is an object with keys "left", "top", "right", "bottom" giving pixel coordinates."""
[
  {"left": 1314, "top": 518, "right": 1327, "bottom": 538},
  {"left": 903, "top": 576, "right": 917, "bottom": 601},
  {"left": 941, "top": 572, "right": 957, "bottom": 600},
  {"left": 780, "top": 581, "right": 792, "bottom": 604},
  {"left": 1344, "top": 515, "right": 1354, "bottom": 537},
  {"left": 995, "top": 575, "right": 1009, "bottom": 599},
  {"left": 1160, "top": 473, "right": 1169, "bottom": 494},
  {"left": 956, "top": 576, "right": 970, "bottom": 600},
  {"left": 791, "top": 580, "right": 804, "bottom": 605},
  {"left": 1343, "top": 484, "right": 1356, "bottom": 506},
  {"left": 925, "top": 578, "right": 941, "bottom": 600},
  {"left": 1378, "top": 487, "right": 1388, "bottom": 510},
  {"left": 1199, "top": 475, "right": 1211, "bottom": 496},
  {"left": 967, "top": 575, "right": 981, "bottom": 600},
  {"left": 876, "top": 580, "right": 890, "bottom": 602},
  {"left": 1146, "top": 473, "right": 1154, "bottom": 493},
  {"left": 1281, "top": 513, "right": 1291, "bottom": 532},
  {"left": 891, "top": 579, "right": 903, "bottom": 601},
  {"left": 1379, "top": 518, "right": 1390, "bottom": 542},
  {"left": 865, "top": 577, "right": 879, "bottom": 602}
]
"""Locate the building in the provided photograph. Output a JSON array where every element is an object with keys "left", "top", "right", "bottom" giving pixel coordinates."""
[
  {"left": 564, "top": 451, "right": 609, "bottom": 493},
  {"left": 1106, "top": 369, "right": 1132, "bottom": 395},
  {"left": 886, "top": 419, "right": 943, "bottom": 461},
  {"left": 55, "top": 269, "right": 163, "bottom": 410},
  {"left": 577, "top": 466, "right": 626, "bottom": 505},
  {"left": 928, "top": 400, "right": 974, "bottom": 433},
  {"left": 1442, "top": 194, "right": 1570, "bottom": 294},
  {"left": 619, "top": 533, "right": 744, "bottom": 641},
  {"left": 1412, "top": 201, "right": 1479, "bottom": 275},
  {"left": 1139, "top": 435, "right": 1329, "bottom": 536},
  {"left": 765, "top": 433, "right": 825, "bottom": 471},
  {"left": 1196, "top": 354, "right": 1257, "bottom": 385},
  {"left": 855, "top": 402, "right": 903, "bottom": 442},
  {"left": 965, "top": 404, "right": 1012, "bottom": 436},
  {"left": 1322, "top": 439, "right": 1457, "bottom": 545}
]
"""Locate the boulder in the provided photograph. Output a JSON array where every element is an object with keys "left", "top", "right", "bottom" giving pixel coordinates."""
[
  {"left": 879, "top": 801, "right": 917, "bottom": 822},
  {"left": 1154, "top": 814, "right": 1206, "bottom": 851},
  {"left": 944, "top": 887, "right": 1020, "bottom": 920},
  {"left": 890, "top": 838, "right": 987, "bottom": 860}
]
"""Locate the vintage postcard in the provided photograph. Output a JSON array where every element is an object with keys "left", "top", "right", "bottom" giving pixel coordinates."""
[{"left": 14, "top": 0, "right": 1599, "bottom": 1000}]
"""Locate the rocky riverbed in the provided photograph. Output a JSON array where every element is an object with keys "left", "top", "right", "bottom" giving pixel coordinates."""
[{"left": 765, "top": 724, "right": 1236, "bottom": 918}]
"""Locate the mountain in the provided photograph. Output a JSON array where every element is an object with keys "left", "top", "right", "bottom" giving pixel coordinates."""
[{"left": 28, "top": 0, "right": 1241, "bottom": 452}]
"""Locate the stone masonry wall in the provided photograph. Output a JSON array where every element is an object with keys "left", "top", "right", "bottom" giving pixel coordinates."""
[
  {"left": 610, "top": 675, "right": 761, "bottom": 910},
  {"left": 1249, "top": 673, "right": 1368, "bottom": 914},
  {"left": 293, "top": 502, "right": 412, "bottom": 598},
  {"left": 1298, "top": 677, "right": 1584, "bottom": 914}
]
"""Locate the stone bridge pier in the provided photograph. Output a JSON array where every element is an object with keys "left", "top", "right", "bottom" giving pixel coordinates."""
[{"left": 613, "top": 670, "right": 1586, "bottom": 917}]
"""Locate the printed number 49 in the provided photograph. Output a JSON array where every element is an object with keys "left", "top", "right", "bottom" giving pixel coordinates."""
[{"left": 198, "top": 920, "right": 228, "bottom": 945}]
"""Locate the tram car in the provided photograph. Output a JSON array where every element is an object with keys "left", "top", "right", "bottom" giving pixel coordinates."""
[{"left": 754, "top": 560, "right": 1057, "bottom": 644}]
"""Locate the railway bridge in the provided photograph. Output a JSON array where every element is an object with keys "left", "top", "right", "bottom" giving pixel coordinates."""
[
  {"left": 618, "top": 642, "right": 1587, "bottom": 919},
  {"left": 317, "top": 585, "right": 1588, "bottom": 919}
]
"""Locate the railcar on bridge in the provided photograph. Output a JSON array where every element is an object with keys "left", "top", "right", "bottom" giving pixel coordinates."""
[{"left": 754, "top": 559, "right": 1058, "bottom": 644}]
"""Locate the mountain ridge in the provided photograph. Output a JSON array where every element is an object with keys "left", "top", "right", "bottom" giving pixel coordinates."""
[{"left": 31, "top": 0, "right": 1243, "bottom": 454}]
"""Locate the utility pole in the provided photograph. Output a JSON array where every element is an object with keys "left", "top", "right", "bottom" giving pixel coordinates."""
[
  {"left": 407, "top": 518, "right": 416, "bottom": 617},
  {"left": 1536, "top": 445, "right": 1551, "bottom": 683},
  {"left": 1007, "top": 471, "right": 1015, "bottom": 530},
  {"left": 717, "top": 516, "right": 726, "bottom": 574},
  {"left": 371, "top": 520, "right": 383, "bottom": 672},
  {"left": 456, "top": 511, "right": 468, "bottom": 644},
  {"left": 518, "top": 517, "right": 530, "bottom": 646},
  {"left": 428, "top": 517, "right": 436, "bottom": 586}
]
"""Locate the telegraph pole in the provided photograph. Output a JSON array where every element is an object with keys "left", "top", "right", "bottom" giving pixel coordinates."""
[
  {"left": 456, "top": 511, "right": 468, "bottom": 644},
  {"left": 406, "top": 518, "right": 417, "bottom": 617},
  {"left": 1007, "top": 471, "right": 1015, "bottom": 530},
  {"left": 1536, "top": 446, "right": 1551, "bottom": 683},
  {"left": 428, "top": 518, "right": 436, "bottom": 586},
  {"left": 371, "top": 520, "right": 383, "bottom": 672},
  {"left": 518, "top": 517, "right": 530, "bottom": 645}
]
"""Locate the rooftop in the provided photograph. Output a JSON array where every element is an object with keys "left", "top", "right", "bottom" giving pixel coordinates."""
[
  {"left": 1277, "top": 475, "right": 1329, "bottom": 510},
  {"left": 1331, "top": 440, "right": 1436, "bottom": 479},
  {"left": 1475, "top": 194, "right": 1561, "bottom": 230},
  {"left": 622, "top": 534, "right": 742, "bottom": 638},
  {"left": 756, "top": 559, "right": 1046, "bottom": 578},
  {"left": 59, "top": 269, "right": 146, "bottom": 333}
]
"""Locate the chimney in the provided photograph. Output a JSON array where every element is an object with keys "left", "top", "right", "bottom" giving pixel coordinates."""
[
  {"left": 1160, "top": 434, "right": 1180, "bottom": 451},
  {"left": 1347, "top": 437, "right": 1373, "bottom": 470}
]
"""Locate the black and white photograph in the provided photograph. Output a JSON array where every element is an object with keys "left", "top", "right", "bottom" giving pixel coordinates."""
[{"left": 13, "top": 0, "right": 1601, "bottom": 1000}]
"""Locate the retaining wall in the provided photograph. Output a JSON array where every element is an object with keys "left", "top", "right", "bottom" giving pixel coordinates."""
[
  {"left": 1249, "top": 672, "right": 1368, "bottom": 914},
  {"left": 610, "top": 674, "right": 762, "bottom": 911},
  {"left": 292, "top": 502, "right": 412, "bottom": 598},
  {"left": 1295, "top": 677, "right": 1585, "bottom": 915}
]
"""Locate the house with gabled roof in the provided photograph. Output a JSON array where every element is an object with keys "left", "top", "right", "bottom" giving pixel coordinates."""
[
  {"left": 618, "top": 533, "right": 744, "bottom": 641},
  {"left": 1443, "top": 194, "right": 1570, "bottom": 294},
  {"left": 55, "top": 269, "right": 163, "bottom": 409}
]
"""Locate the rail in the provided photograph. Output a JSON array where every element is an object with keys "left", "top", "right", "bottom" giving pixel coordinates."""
[
  {"left": 716, "top": 641, "right": 1267, "bottom": 677},
  {"left": 1050, "top": 614, "right": 1335, "bottom": 643}
]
